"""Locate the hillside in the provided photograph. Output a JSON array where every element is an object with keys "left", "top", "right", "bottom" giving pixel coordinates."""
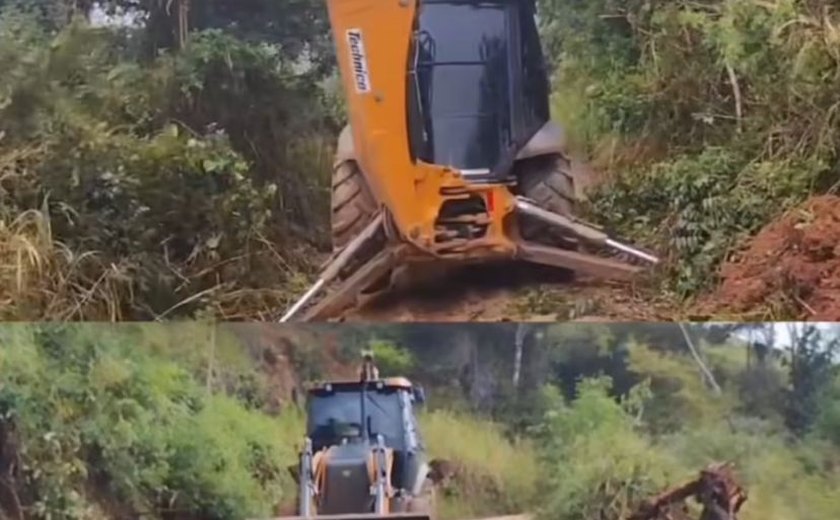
[
  {"left": 1, "top": 1, "right": 839, "bottom": 320},
  {"left": 2, "top": 323, "right": 840, "bottom": 519}
]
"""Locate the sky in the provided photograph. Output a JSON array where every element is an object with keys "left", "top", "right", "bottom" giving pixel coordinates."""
[
  {"left": 89, "top": 5, "right": 140, "bottom": 27},
  {"left": 730, "top": 322, "right": 840, "bottom": 350}
]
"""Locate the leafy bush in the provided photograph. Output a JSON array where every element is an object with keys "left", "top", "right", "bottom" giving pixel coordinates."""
[
  {"left": 0, "top": 10, "right": 333, "bottom": 319},
  {"left": 589, "top": 148, "right": 819, "bottom": 295},
  {"left": 369, "top": 340, "right": 415, "bottom": 375},
  {"left": 419, "top": 410, "right": 538, "bottom": 519},
  {"left": 0, "top": 324, "right": 301, "bottom": 519},
  {"left": 539, "top": 0, "right": 840, "bottom": 301},
  {"left": 534, "top": 379, "right": 679, "bottom": 520}
]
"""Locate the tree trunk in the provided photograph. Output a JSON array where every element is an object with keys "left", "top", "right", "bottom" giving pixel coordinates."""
[
  {"left": 177, "top": 0, "right": 190, "bottom": 48},
  {"left": 513, "top": 323, "right": 529, "bottom": 389},
  {"left": 679, "top": 323, "right": 721, "bottom": 395}
]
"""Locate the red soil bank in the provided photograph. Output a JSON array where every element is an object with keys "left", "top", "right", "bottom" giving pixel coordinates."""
[{"left": 709, "top": 195, "right": 840, "bottom": 320}]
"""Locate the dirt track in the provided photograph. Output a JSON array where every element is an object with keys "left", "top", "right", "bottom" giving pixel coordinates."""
[
  {"left": 471, "top": 516, "right": 531, "bottom": 520},
  {"left": 335, "top": 193, "right": 840, "bottom": 323},
  {"left": 339, "top": 261, "right": 672, "bottom": 322}
]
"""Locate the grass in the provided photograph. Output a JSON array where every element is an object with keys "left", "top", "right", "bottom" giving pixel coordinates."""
[
  {"left": 0, "top": 206, "right": 318, "bottom": 321},
  {"left": 419, "top": 410, "right": 538, "bottom": 520},
  {"left": 0, "top": 208, "right": 131, "bottom": 320}
]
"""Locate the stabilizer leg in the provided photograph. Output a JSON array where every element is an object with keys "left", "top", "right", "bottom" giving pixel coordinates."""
[
  {"left": 300, "top": 247, "right": 401, "bottom": 321},
  {"left": 280, "top": 213, "right": 385, "bottom": 322},
  {"left": 515, "top": 197, "right": 660, "bottom": 265},
  {"left": 516, "top": 241, "right": 642, "bottom": 281}
]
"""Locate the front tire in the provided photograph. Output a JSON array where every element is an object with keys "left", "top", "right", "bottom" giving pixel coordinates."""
[{"left": 330, "top": 159, "right": 391, "bottom": 285}]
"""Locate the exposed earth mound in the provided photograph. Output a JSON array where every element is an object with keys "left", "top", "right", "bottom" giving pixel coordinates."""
[{"left": 706, "top": 195, "right": 840, "bottom": 320}]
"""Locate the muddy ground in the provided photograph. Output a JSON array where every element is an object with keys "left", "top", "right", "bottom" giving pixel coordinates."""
[
  {"left": 338, "top": 261, "right": 675, "bottom": 322},
  {"left": 329, "top": 194, "right": 840, "bottom": 323}
]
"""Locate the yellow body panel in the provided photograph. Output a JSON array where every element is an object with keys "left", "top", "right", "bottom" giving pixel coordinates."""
[{"left": 325, "top": 0, "right": 517, "bottom": 258}]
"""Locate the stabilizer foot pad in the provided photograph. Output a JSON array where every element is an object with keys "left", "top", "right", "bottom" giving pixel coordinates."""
[
  {"left": 301, "top": 248, "right": 401, "bottom": 321},
  {"left": 516, "top": 241, "right": 643, "bottom": 281}
]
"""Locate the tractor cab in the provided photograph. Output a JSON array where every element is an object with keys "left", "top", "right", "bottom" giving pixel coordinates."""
[{"left": 305, "top": 376, "right": 426, "bottom": 454}]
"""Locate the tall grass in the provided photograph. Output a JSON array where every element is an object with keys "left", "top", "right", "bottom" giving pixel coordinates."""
[
  {"left": 419, "top": 410, "right": 538, "bottom": 519},
  {"left": 0, "top": 209, "right": 132, "bottom": 320}
]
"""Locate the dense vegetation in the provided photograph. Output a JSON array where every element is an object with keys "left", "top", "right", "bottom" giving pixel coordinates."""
[
  {"left": 351, "top": 323, "right": 840, "bottom": 520},
  {"left": 2, "top": 323, "right": 839, "bottom": 519},
  {"left": 0, "top": 0, "right": 335, "bottom": 320},
  {"left": 0, "top": 324, "right": 538, "bottom": 519},
  {"left": 540, "top": 0, "right": 839, "bottom": 298},
  {"left": 1, "top": 0, "right": 838, "bottom": 319}
]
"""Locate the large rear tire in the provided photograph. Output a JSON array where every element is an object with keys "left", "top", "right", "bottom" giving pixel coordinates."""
[
  {"left": 330, "top": 159, "right": 394, "bottom": 294},
  {"left": 516, "top": 153, "right": 578, "bottom": 248},
  {"left": 331, "top": 159, "right": 378, "bottom": 253}
]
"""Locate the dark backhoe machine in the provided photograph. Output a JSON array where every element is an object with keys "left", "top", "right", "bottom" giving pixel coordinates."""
[
  {"left": 281, "top": 0, "right": 660, "bottom": 321},
  {"left": 276, "top": 355, "right": 441, "bottom": 520}
]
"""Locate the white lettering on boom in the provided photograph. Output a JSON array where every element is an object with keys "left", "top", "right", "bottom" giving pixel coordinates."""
[{"left": 346, "top": 29, "right": 372, "bottom": 94}]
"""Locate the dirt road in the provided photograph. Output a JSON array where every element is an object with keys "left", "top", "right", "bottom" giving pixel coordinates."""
[
  {"left": 339, "top": 261, "right": 673, "bottom": 322},
  {"left": 471, "top": 516, "right": 531, "bottom": 520}
]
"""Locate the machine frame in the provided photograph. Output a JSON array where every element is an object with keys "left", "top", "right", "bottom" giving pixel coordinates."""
[{"left": 290, "top": 375, "right": 436, "bottom": 520}]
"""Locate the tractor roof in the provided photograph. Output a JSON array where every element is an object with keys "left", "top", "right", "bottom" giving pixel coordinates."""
[{"left": 306, "top": 376, "right": 413, "bottom": 393}]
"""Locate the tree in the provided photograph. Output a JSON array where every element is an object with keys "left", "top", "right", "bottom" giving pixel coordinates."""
[
  {"left": 784, "top": 324, "right": 840, "bottom": 435},
  {"left": 96, "top": 0, "right": 331, "bottom": 63}
]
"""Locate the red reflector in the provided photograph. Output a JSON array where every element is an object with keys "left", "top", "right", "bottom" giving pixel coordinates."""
[{"left": 486, "top": 191, "right": 495, "bottom": 212}]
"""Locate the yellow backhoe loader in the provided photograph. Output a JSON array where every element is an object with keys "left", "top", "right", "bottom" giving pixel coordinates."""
[
  {"left": 281, "top": 0, "right": 659, "bottom": 322},
  {"left": 267, "top": 355, "right": 442, "bottom": 520}
]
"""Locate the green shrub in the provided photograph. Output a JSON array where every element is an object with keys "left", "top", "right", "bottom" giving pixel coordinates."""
[
  {"left": 369, "top": 340, "right": 415, "bottom": 375},
  {"left": 0, "top": 10, "right": 334, "bottom": 320},
  {"left": 589, "top": 148, "right": 819, "bottom": 295},
  {"left": 538, "top": 0, "right": 840, "bottom": 302},
  {"left": 534, "top": 378, "right": 680, "bottom": 520},
  {"left": 0, "top": 324, "right": 300, "bottom": 519}
]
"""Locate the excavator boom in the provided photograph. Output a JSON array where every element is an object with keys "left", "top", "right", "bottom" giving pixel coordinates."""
[{"left": 278, "top": 0, "right": 661, "bottom": 321}]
